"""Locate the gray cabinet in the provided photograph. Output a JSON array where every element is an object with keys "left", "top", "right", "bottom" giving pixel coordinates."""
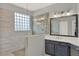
[
  {"left": 45, "top": 40, "right": 79, "bottom": 56},
  {"left": 45, "top": 40, "right": 70, "bottom": 56},
  {"left": 55, "top": 44, "right": 69, "bottom": 56},
  {"left": 45, "top": 40, "right": 55, "bottom": 55}
]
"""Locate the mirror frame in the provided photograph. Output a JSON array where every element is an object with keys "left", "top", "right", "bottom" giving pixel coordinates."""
[{"left": 50, "top": 14, "right": 78, "bottom": 37}]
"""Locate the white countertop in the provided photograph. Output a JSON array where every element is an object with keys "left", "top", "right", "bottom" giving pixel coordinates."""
[{"left": 45, "top": 35, "right": 79, "bottom": 47}]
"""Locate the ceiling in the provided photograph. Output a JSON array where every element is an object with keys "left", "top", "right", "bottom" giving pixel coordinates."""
[{"left": 12, "top": 3, "right": 53, "bottom": 11}]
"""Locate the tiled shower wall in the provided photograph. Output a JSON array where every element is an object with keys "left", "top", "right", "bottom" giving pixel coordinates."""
[{"left": 0, "top": 4, "right": 32, "bottom": 52}]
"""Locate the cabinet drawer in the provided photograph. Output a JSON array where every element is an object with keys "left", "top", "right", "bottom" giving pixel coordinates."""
[
  {"left": 45, "top": 40, "right": 59, "bottom": 44},
  {"left": 45, "top": 40, "right": 55, "bottom": 44},
  {"left": 58, "top": 42, "right": 69, "bottom": 47}
]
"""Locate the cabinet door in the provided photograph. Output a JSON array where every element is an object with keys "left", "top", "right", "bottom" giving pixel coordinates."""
[
  {"left": 55, "top": 44, "right": 69, "bottom": 56},
  {"left": 71, "top": 47, "right": 79, "bottom": 56},
  {"left": 45, "top": 41, "right": 55, "bottom": 55}
]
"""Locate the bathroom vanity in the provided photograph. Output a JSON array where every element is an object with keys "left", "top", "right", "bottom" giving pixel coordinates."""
[
  {"left": 45, "top": 40, "right": 70, "bottom": 56},
  {"left": 45, "top": 14, "right": 79, "bottom": 56},
  {"left": 45, "top": 35, "right": 79, "bottom": 56}
]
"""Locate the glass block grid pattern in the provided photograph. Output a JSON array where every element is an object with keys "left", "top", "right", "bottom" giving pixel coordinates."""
[{"left": 15, "top": 12, "right": 30, "bottom": 31}]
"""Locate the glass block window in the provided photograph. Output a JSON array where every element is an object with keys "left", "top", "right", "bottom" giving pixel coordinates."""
[{"left": 14, "top": 12, "right": 30, "bottom": 31}]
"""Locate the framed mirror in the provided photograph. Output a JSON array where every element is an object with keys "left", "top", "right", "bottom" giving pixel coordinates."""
[{"left": 50, "top": 14, "right": 78, "bottom": 37}]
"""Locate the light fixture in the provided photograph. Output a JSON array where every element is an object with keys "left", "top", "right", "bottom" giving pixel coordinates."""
[
  {"left": 40, "top": 17, "right": 45, "bottom": 20},
  {"left": 52, "top": 10, "right": 75, "bottom": 18},
  {"left": 66, "top": 12, "right": 71, "bottom": 15},
  {"left": 53, "top": 15, "right": 57, "bottom": 17}
]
